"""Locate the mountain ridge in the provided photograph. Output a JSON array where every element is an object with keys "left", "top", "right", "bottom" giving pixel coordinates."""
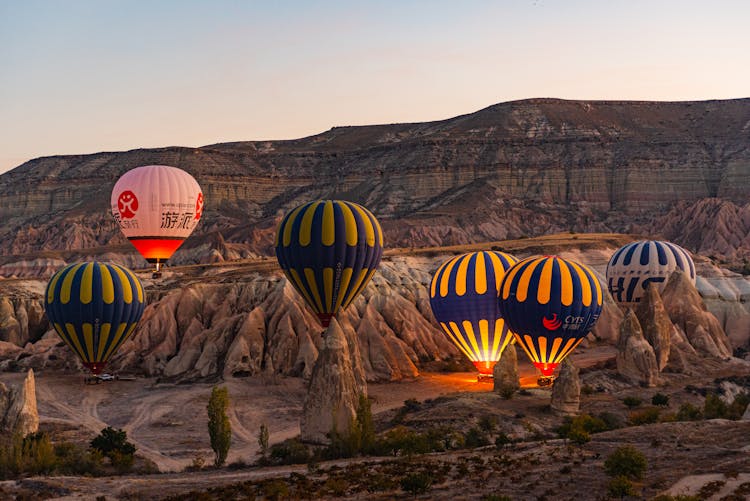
[{"left": 1, "top": 97, "right": 749, "bottom": 266}]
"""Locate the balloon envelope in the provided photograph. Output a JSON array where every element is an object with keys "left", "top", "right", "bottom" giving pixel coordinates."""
[
  {"left": 606, "top": 240, "right": 695, "bottom": 305},
  {"left": 429, "top": 251, "right": 518, "bottom": 375},
  {"left": 499, "top": 256, "right": 603, "bottom": 377},
  {"left": 275, "top": 200, "right": 383, "bottom": 326},
  {"left": 44, "top": 262, "right": 146, "bottom": 374},
  {"left": 111, "top": 165, "right": 203, "bottom": 269}
]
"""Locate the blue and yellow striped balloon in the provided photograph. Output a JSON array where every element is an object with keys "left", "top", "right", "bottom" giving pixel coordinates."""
[
  {"left": 429, "top": 251, "right": 519, "bottom": 375},
  {"left": 44, "top": 262, "right": 146, "bottom": 374},
  {"left": 499, "top": 256, "right": 603, "bottom": 378},
  {"left": 275, "top": 200, "right": 383, "bottom": 327}
]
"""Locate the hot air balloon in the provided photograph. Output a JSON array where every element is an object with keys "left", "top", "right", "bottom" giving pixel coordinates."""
[
  {"left": 606, "top": 240, "right": 695, "bottom": 305},
  {"left": 275, "top": 200, "right": 383, "bottom": 327},
  {"left": 44, "top": 261, "right": 146, "bottom": 375},
  {"left": 111, "top": 165, "right": 203, "bottom": 276},
  {"left": 429, "top": 251, "right": 519, "bottom": 379},
  {"left": 499, "top": 255, "right": 602, "bottom": 386}
]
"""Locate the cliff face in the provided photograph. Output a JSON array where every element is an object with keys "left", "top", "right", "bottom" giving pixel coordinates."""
[{"left": 1, "top": 98, "right": 749, "bottom": 265}]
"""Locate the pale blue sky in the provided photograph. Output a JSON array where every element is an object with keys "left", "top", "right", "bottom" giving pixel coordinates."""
[{"left": 1, "top": 0, "right": 748, "bottom": 173}]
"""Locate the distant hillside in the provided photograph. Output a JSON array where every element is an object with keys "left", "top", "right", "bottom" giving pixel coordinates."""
[{"left": 1, "top": 98, "right": 749, "bottom": 266}]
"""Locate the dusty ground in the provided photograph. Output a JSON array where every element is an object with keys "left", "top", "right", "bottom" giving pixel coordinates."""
[{"left": 1, "top": 346, "right": 750, "bottom": 500}]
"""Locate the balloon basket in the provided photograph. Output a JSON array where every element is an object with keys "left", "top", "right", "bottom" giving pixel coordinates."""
[
  {"left": 537, "top": 376, "right": 555, "bottom": 387},
  {"left": 477, "top": 373, "right": 494, "bottom": 383},
  {"left": 152, "top": 271, "right": 162, "bottom": 279}
]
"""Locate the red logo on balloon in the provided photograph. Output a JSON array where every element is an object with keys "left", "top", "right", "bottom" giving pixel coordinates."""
[
  {"left": 117, "top": 191, "right": 139, "bottom": 219},
  {"left": 195, "top": 192, "right": 204, "bottom": 220},
  {"left": 542, "top": 313, "right": 562, "bottom": 330}
]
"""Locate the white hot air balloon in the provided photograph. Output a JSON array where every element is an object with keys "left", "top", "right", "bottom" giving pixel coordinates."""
[
  {"left": 111, "top": 165, "right": 203, "bottom": 275},
  {"left": 606, "top": 240, "right": 695, "bottom": 305}
]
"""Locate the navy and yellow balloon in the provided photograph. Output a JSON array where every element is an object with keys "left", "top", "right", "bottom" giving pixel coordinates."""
[
  {"left": 499, "top": 256, "right": 602, "bottom": 380},
  {"left": 275, "top": 200, "right": 383, "bottom": 327},
  {"left": 44, "top": 262, "right": 146, "bottom": 375},
  {"left": 429, "top": 251, "right": 519, "bottom": 376}
]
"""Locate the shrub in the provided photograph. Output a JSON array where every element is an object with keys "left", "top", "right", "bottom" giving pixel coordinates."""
[
  {"left": 652, "top": 393, "right": 670, "bottom": 406},
  {"left": 628, "top": 407, "right": 660, "bottom": 425},
  {"left": 478, "top": 415, "right": 498, "bottom": 433},
  {"left": 604, "top": 445, "right": 647, "bottom": 480},
  {"left": 597, "top": 412, "right": 624, "bottom": 430},
  {"left": 207, "top": 386, "right": 231, "bottom": 467},
  {"left": 400, "top": 472, "right": 432, "bottom": 495},
  {"left": 607, "top": 475, "right": 637, "bottom": 498},
  {"left": 557, "top": 414, "right": 608, "bottom": 442},
  {"left": 676, "top": 402, "right": 703, "bottom": 421},
  {"left": 704, "top": 393, "right": 728, "bottom": 419},
  {"left": 567, "top": 428, "right": 590, "bottom": 446},
  {"left": 464, "top": 427, "right": 490, "bottom": 448},
  {"left": 494, "top": 432, "right": 511, "bottom": 448},
  {"left": 90, "top": 427, "right": 136, "bottom": 472},
  {"left": 375, "top": 426, "right": 430, "bottom": 456},
  {"left": 622, "top": 396, "right": 642, "bottom": 408},
  {"left": 269, "top": 439, "right": 311, "bottom": 465}
]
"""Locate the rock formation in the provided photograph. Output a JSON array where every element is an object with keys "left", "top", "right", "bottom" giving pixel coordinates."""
[
  {"left": 550, "top": 358, "right": 580, "bottom": 416},
  {"left": 635, "top": 283, "right": 672, "bottom": 370},
  {"left": 661, "top": 271, "right": 733, "bottom": 359},
  {"left": 0, "top": 369, "right": 39, "bottom": 436},
  {"left": 616, "top": 310, "right": 659, "bottom": 387},
  {"left": 300, "top": 318, "right": 361, "bottom": 444},
  {"left": 2, "top": 99, "right": 750, "bottom": 270},
  {"left": 493, "top": 344, "right": 520, "bottom": 393}
]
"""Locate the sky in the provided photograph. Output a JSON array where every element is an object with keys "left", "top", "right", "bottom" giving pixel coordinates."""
[{"left": 1, "top": 0, "right": 749, "bottom": 174}]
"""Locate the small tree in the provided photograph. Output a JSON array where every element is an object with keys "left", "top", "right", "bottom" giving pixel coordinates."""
[
  {"left": 258, "top": 423, "right": 269, "bottom": 457},
  {"left": 604, "top": 445, "right": 647, "bottom": 480},
  {"left": 207, "top": 386, "right": 231, "bottom": 467},
  {"left": 355, "top": 394, "right": 375, "bottom": 454},
  {"left": 90, "top": 427, "right": 136, "bottom": 472}
]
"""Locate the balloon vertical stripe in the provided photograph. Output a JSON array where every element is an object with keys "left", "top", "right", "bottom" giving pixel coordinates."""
[
  {"left": 499, "top": 255, "right": 603, "bottom": 378},
  {"left": 45, "top": 262, "right": 146, "bottom": 374},
  {"left": 606, "top": 240, "right": 695, "bottom": 304},
  {"left": 275, "top": 200, "right": 383, "bottom": 327},
  {"left": 430, "top": 251, "right": 518, "bottom": 375}
]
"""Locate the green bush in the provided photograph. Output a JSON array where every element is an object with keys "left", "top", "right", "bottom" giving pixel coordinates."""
[
  {"left": 557, "top": 413, "right": 609, "bottom": 442},
  {"left": 478, "top": 415, "right": 498, "bottom": 433},
  {"left": 628, "top": 407, "right": 660, "bottom": 425},
  {"left": 464, "top": 427, "right": 490, "bottom": 448},
  {"left": 607, "top": 475, "right": 637, "bottom": 498},
  {"left": 567, "top": 428, "right": 590, "bottom": 445},
  {"left": 622, "top": 396, "right": 642, "bottom": 408},
  {"left": 704, "top": 393, "right": 728, "bottom": 419},
  {"left": 400, "top": 472, "right": 432, "bottom": 495},
  {"left": 375, "top": 426, "right": 430, "bottom": 456},
  {"left": 652, "top": 393, "right": 670, "bottom": 406},
  {"left": 494, "top": 432, "right": 511, "bottom": 448},
  {"left": 676, "top": 402, "right": 703, "bottom": 421},
  {"left": 700, "top": 392, "right": 750, "bottom": 420},
  {"left": 90, "top": 427, "right": 136, "bottom": 472},
  {"left": 604, "top": 445, "right": 647, "bottom": 480},
  {"left": 269, "top": 439, "right": 311, "bottom": 465}
]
